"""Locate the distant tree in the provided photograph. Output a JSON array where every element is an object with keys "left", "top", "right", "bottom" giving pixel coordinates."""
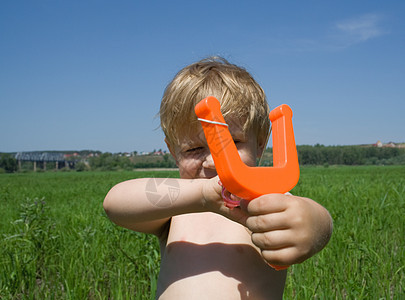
[
  {"left": 88, "top": 152, "right": 134, "bottom": 170},
  {"left": 75, "top": 162, "right": 90, "bottom": 172},
  {"left": 296, "top": 145, "right": 404, "bottom": 166},
  {"left": 0, "top": 154, "right": 18, "bottom": 173}
]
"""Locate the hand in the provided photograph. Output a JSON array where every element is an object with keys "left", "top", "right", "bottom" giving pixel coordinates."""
[
  {"left": 246, "top": 194, "right": 332, "bottom": 267},
  {"left": 201, "top": 176, "right": 250, "bottom": 225}
]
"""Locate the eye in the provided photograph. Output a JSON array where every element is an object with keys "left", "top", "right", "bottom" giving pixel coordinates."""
[{"left": 186, "top": 146, "right": 204, "bottom": 153}]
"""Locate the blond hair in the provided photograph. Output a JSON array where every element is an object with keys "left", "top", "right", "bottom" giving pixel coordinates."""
[{"left": 160, "top": 57, "right": 270, "bottom": 145}]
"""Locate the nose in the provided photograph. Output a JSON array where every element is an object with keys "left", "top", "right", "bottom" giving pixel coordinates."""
[{"left": 202, "top": 153, "right": 216, "bottom": 169}]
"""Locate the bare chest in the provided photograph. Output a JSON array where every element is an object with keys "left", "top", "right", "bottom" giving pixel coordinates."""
[{"left": 156, "top": 213, "right": 286, "bottom": 299}]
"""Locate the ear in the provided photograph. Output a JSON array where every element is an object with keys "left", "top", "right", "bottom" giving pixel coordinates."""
[
  {"left": 165, "top": 138, "right": 179, "bottom": 166},
  {"left": 256, "top": 134, "right": 268, "bottom": 159}
]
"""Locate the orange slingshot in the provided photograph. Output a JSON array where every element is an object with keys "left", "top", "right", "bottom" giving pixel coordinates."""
[
  {"left": 195, "top": 96, "right": 300, "bottom": 271},
  {"left": 195, "top": 96, "right": 300, "bottom": 199}
]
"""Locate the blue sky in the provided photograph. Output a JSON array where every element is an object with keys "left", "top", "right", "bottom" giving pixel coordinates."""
[{"left": 1, "top": 1, "right": 404, "bottom": 153}]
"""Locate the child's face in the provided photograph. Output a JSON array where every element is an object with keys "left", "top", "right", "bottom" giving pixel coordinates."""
[{"left": 167, "top": 119, "right": 262, "bottom": 179}]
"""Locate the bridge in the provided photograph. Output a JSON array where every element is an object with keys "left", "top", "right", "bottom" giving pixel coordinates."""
[{"left": 15, "top": 152, "right": 77, "bottom": 171}]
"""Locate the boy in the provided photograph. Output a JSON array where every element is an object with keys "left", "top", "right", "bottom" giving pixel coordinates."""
[{"left": 103, "top": 57, "right": 333, "bottom": 299}]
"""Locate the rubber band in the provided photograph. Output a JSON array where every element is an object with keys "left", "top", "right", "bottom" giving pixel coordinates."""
[
  {"left": 222, "top": 186, "right": 241, "bottom": 209},
  {"left": 218, "top": 180, "right": 241, "bottom": 209},
  {"left": 197, "top": 118, "right": 228, "bottom": 127}
]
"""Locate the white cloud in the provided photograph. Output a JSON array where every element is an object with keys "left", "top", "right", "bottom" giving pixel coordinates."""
[
  {"left": 249, "top": 13, "right": 388, "bottom": 54},
  {"left": 335, "top": 14, "right": 387, "bottom": 44}
]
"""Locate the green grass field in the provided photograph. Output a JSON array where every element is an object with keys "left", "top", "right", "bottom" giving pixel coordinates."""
[{"left": 1, "top": 166, "right": 404, "bottom": 299}]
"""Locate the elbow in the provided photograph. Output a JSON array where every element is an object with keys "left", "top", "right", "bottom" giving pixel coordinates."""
[
  {"left": 103, "top": 184, "right": 122, "bottom": 222},
  {"left": 103, "top": 190, "right": 114, "bottom": 219},
  {"left": 103, "top": 190, "right": 124, "bottom": 227},
  {"left": 102, "top": 180, "right": 138, "bottom": 226}
]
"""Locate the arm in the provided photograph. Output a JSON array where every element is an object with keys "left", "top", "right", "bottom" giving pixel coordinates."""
[
  {"left": 103, "top": 178, "right": 204, "bottom": 236},
  {"left": 103, "top": 176, "right": 249, "bottom": 237},
  {"left": 246, "top": 194, "right": 333, "bottom": 267}
]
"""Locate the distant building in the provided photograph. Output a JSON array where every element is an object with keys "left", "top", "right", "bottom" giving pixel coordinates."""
[
  {"left": 375, "top": 141, "right": 383, "bottom": 148},
  {"left": 373, "top": 141, "right": 402, "bottom": 148}
]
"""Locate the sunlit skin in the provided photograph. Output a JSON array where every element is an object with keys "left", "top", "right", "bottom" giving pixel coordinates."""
[
  {"left": 158, "top": 123, "right": 287, "bottom": 299},
  {"left": 103, "top": 119, "right": 333, "bottom": 299},
  {"left": 170, "top": 122, "right": 259, "bottom": 179}
]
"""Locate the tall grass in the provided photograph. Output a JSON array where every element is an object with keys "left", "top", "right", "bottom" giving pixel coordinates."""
[
  {"left": 286, "top": 166, "right": 404, "bottom": 299},
  {"left": 0, "top": 171, "right": 175, "bottom": 299},
  {"left": 0, "top": 166, "right": 404, "bottom": 299}
]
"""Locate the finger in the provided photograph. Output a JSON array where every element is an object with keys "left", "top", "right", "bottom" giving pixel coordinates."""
[
  {"left": 261, "top": 247, "right": 307, "bottom": 266},
  {"left": 247, "top": 194, "right": 289, "bottom": 215},
  {"left": 251, "top": 230, "right": 294, "bottom": 250},
  {"left": 246, "top": 212, "right": 290, "bottom": 233}
]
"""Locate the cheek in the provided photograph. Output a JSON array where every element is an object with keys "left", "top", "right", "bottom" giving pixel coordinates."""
[
  {"left": 177, "top": 155, "right": 205, "bottom": 179},
  {"left": 237, "top": 148, "right": 258, "bottom": 167},
  {"left": 240, "top": 154, "right": 256, "bottom": 166}
]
